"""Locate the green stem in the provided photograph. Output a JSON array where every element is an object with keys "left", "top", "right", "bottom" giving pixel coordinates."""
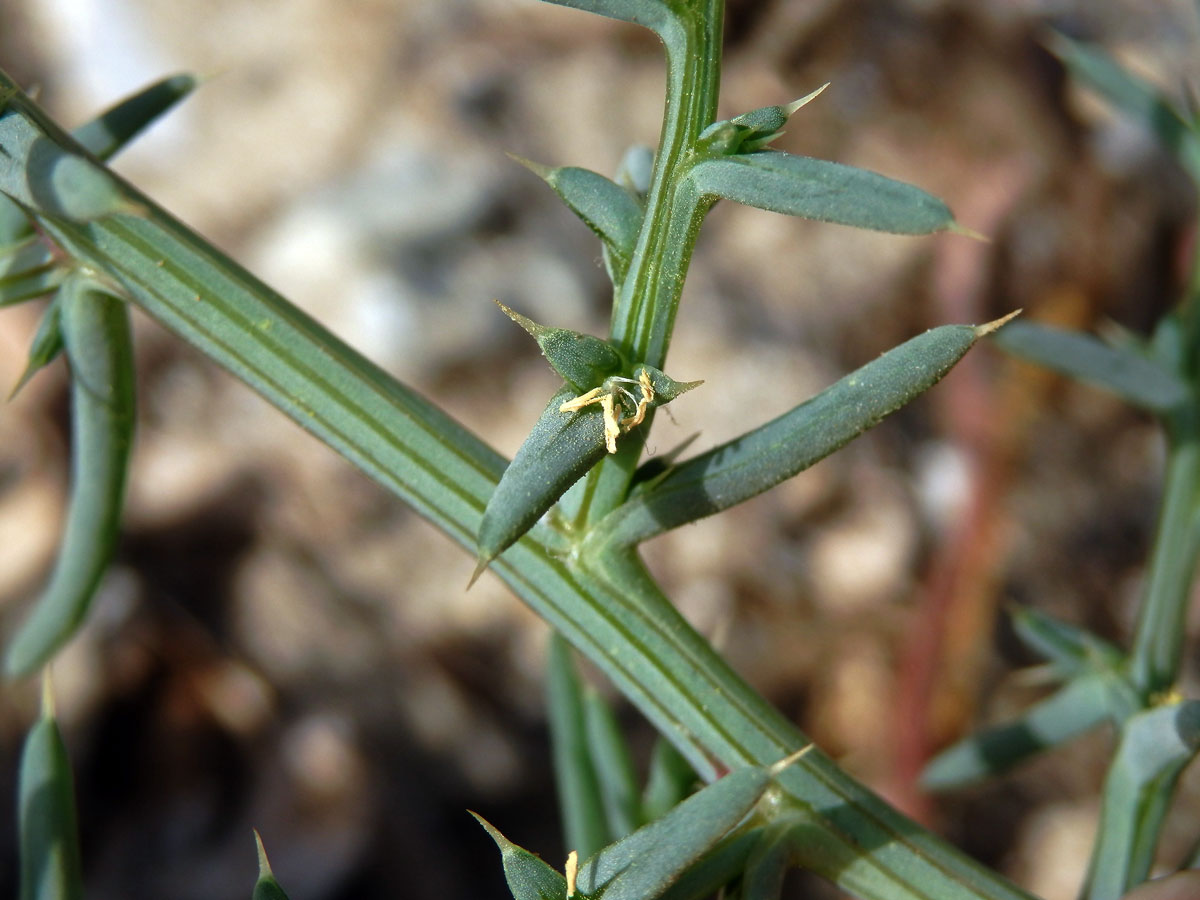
[
  {"left": 576, "top": 0, "right": 722, "bottom": 528},
  {"left": 1128, "top": 419, "right": 1200, "bottom": 698}
]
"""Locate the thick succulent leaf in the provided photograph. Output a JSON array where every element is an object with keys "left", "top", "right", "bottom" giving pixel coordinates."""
[
  {"left": 1009, "top": 605, "right": 1124, "bottom": 676},
  {"left": 573, "top": 758, "right": 782, "bottom": 900},
  {"left": 686, "top": 151, "right": 956, "bottom": 235},
  {"left": 19, "top": 679, "right": 83, "bottom": 900},
  {"left": 1047, "top": 32, "right": 1200, "bottom": 175},
  {"left": 547, "top": 633, "right": 611, "bottom": 859},
  {"left": 513, "top": 158, "right": 643, "bottom": 284},
  {"left": 252, "top": 832, "right": 291, "bottom": 900},
  {"left": 584, "top": 687, "right": 642, "bottom": 838},
  {"left": 992, "top": 320, "right": 1191, "bottom": 415},
  {"left": 473, "top": 813, "right": 569, "bottom": 900},
  {"left": 5, "top": 276, "right": 135, "bottom": 677},
  {"left": 922, "top": 673, "right": 1112, "bottom": 790},
  {"left": 1085, "top": 701, "right": 1200, "bottom": 900},
  {"left": 587, "top": 317, "right": 1013, "bottom": 549}
]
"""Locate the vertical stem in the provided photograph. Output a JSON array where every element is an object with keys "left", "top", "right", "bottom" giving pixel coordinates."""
[
  {"left": 574, "top": 0, "right": 724, "bottom": 528},
  {"left": 1128, "top": 419, "right": 1200, "bottom": 698}
]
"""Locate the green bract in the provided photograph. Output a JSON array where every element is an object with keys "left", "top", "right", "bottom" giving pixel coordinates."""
[{"left": 496, "top": 301, "right": 625, "bottom": 392}]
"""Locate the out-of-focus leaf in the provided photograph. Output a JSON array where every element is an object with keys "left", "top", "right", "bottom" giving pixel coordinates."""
[
  {"left": 922, "top": 673, "right": 1111, "bottom": 790},
  {"left": 641, "top": 736, "right": 697, "bottom": 822},
  {"left": 686, "top": 151, "right": 957, "bottom": 235},
  {"left": 19, "top": 677, "right": 83, "bottom": 900},
  {"left": 1010, "top": 605, "right": 1124, "bottom": 676},
  {"left": 5, "top": 276, "right": 135, "bottom": 677},
  {"left": 73, "top": 73, "right": 196, "bottom": 162},
  {"left": 993, "top": 320, "right": 1191, "bottom": 415},
  {"left": 584, "top": 688, "right": 641, "bottom": 838},
  {"left": 1085, "top": 702, "right": 1200, "bottom": 900},
  {"left": 0, "top": 95, "right": 134, "bottom": 222},
  {"left": 547, "top": 633, "right": 610, "bottom": 859},
  {"left": 1047, "top": 32, "right": 1200, "bottom": 175}
]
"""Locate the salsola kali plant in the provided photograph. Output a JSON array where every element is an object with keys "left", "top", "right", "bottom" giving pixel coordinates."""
[{"left": 3, "top": 1, "right": 1200, "bottom": 898}]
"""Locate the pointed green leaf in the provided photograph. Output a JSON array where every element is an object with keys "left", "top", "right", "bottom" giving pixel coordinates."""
[
  {"left": 496, "top": 301, "right": 624, "bottom": 393},
  {"left": 992, "top": 320, "right": 1191, "bottom": 415},
  {"left": 685, "top": 150, "right": 956, "bottom": 235},
  {"left": 583, "top": 688, "right": 642, "bottom": 838},
  {"left": 19, "top": 678, "right": 83, "bottom": 900},
  {"left": 6, "top": 275, "right": 135, "bottom": 677},
  {"left": 474, "top": 385, "right": 608, "bottom": 580},
  {"left": 922, "top": 673, "right": 1112, "bottom": 790},
  {"left": 472, "top": 812, "right": 569, "bottom": 900},
  {"left": 10, "top": 294, "right": 64, "bottom": 397},
  {"left": 588, "top": 317, "right": 1014, "bottom": 549},
  {"left": 1047, "top": 32, "right": 1200, "bottom": 175},
  {"left": 641, "top": 737, "right": 696, "bottom": 822},
  {"left": 697, "top": 85, "right": 829, "bottom": 156},
  {"left": 476, "top": 366, "right": 700, "bottom": 577},
  {"left": 574, "top": 751, "right": 807, "bottom": 900},
  {"left": 547, "top": 633, "right": 611, "bottom": 859},
  {"left": 539, "top": 0, "right": 681, "bottom": 41},
  {"left": 513, "top": 158, "right": 643, "bottom": 284},
  {"left": 252, "top": 832, "right": 291, "bottom": 900},
  {"left": 1085, "top": 701, "right": 1200, "bottom": 900},
  {"left": 1009, "top": 605, "right": 1124, "bottom": 676}
]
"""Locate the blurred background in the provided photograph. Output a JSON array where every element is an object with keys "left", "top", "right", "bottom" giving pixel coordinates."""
[{"left": 2, "top": 0, "right": 1199, "bottom": 897}]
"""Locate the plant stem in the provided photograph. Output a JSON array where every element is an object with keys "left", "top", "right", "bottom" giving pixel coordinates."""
[
  {"left": 1128, "top": 418, "right": 1200, "bottom": 698},
  {"left": 575, "top": 0, "right": 723, "bottom": 528}
]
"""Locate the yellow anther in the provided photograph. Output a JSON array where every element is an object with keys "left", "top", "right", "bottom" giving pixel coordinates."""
[
  {"left": 559, "top": 369, "right": 656, "bottom": 454},
  {"left": 559, "top": 386, "right": 604, "bottom": 414}
]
